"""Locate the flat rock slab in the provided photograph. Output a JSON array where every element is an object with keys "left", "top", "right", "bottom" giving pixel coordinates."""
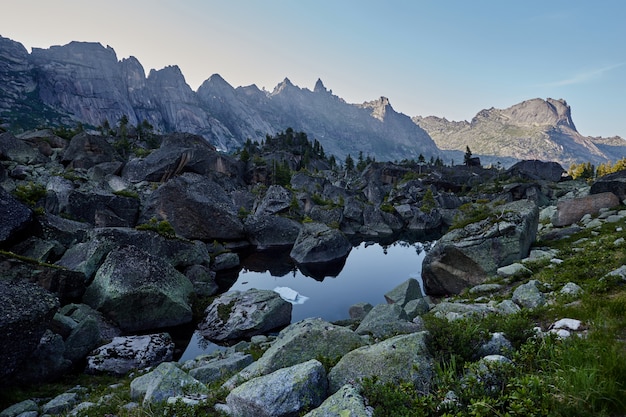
[{"left": 552, "top": 192, "right": 620, "bottom": 227}]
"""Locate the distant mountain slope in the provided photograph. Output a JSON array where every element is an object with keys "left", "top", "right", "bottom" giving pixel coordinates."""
[
  {"left": 413, "top": 98, "right": 626, "bottom": 167},
  {"left": 0, "top": 36, "right": 439, "bottom": 162}
]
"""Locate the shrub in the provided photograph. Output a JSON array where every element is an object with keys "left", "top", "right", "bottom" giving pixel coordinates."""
[
  {"left": 136, "top": 218, "right": 176, "bottom": 238},
  {"left": 12, "top": 182, "right": 46, "bottom": 206}
]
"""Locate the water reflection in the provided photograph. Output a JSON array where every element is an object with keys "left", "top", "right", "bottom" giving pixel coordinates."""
[{"left": 179, "top": 240, "right": 433, "bottom": 362}]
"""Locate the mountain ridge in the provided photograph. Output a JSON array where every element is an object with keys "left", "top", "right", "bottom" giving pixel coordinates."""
[{"left": 0, "top": 35, "right": 623, "bottom": 166}]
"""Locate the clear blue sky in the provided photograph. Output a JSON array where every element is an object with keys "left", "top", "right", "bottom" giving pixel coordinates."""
[{"left": 3, "top": 0, "right": 625, "bottom": 139}]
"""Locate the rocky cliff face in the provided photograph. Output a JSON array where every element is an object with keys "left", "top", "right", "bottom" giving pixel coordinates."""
[
  {"left": 0, "top": 36, "right": 440, "bottom": 162},
  {"left": 413, "top": 98, "right": 624, "bottom": 167}
]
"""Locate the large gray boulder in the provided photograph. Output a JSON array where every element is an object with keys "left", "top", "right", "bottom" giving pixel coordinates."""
[
  {"left": 130, "top": 362, "right": 208, "bottom": 406},
  {"left": 328, "top": 331, "right": 433, "bottom": 394},
  {"left": 232, "top": 318, "right": 366, "bottom": 384},
  {"left": 14, "top": 329, "right": 72, "bottom": 384},
  {"left": 83, "top": 245, "right": 194, "bottom": 332},
  {"left": 61, "top": 133, "right": 119, "bottom": 169},
  {"left": 0, "top": 280, "right": 59, "bottom": 382},
  {"left": 198, "top": 289, "right": 292, "bottom": 342},
  {"left": 57, "top": 226, "right": 208, "bottom": 281},
  {"left": 590, "top": 169, "right": 626, "bottom": 201},
  {"left": 121, "top": 133, "right": 240, "bottom": 183},
  {"left": 384, "top": 277, "right": 423, "bottom": 307},
  {"left": 0, "top": 186, "right": 34, "bottom": 244},
  {"left": 253, "top": 184, "right": 293, "bottom": 216},
  {"left": 0, "top": 131, "right": 46, "bottom": 164},
  {"left": 86, "top": 333, "right": 174, "bottom": 375},
  {"left": 188, "top": 352, "right": 254, "bottom": 385},
  {"left": 422, "top": 200, "right": 539, "bottom": 296},
  {"left": 65, "top": 190, "right": 139, "bottom": 227},
  {"left": 0, "top": 252, "right": 86, "bottom": 304},
  {"left": 303, "top": 384, "right": 371, "bottom": 417},
  {"left": 244, "top": 214, "right": 302, "bottom": 249},
  {"left": 225, "top": 359, "right": 328, "bottom": 417},
  {"left": 140, "top": 172, "right": 245, "bottom": 241},
  {"left": 506, "top": 160, "right": 565, "bottom": 182},
  {"left": 290, "top": 222, "right": 352, "bottom": 265},
  {"left": 355, "top": 303, "right": 423, "bottom": 339}
]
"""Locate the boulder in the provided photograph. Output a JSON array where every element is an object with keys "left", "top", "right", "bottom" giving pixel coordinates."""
[
  {"left": 199, "top": 289, "right": 292, "bottom": 342},
  {"left": 212, "top": 251, "right": 240, "bottom": 271},
  {"left": 65, "top": 190, "right": 139, "bottom": 227},
  {"left": 0, "top": 399, "right": 38, "bottom": 417},
  {"left": 57, "top": 227, "right": 209, "bottom": 280},
  {"left": 0, "top": 252, "right": 86, "bottom": 304},
  {"left": 14, "top": 330, "right": 72, "bottom": 384},
  {"left": 130, "top": 362, "right": 208, "bottom": 406},
  {"left": 422, "top": 200, "right": 539, "bottom": 296},
  {"left": 244, "top": 214, "right": 302, "bottom": 249},
  {"left": 507, "top": 160, "right": 565, "bottom": 182},
  {"left": 552, "top": 192, "right": 620, "bottom": 227},
  {"left": 253, "top": 184, "right": 293, "bottom": 216},
  {"left": 226, "top": 359, "right": 327, "bottom": 417},
  {"left": 61, "top": 133, "right": 119, "bottom": 169},
  {"left": 0, "top": 280, "right": 59, "bottom": 382},
  {"left": 384, "top": 277, "right": 423, "bottom": 307},
  {"left": 0, "top": 186, "right": 34, "bottom": 244},
  {"left": 355, "top": 303, "right": 423, "bottom": 339},
  {"left": 328, "top": 331, "right": 433, "bottom": 394},
  {"left": 0, "top": 132, "right": 46, "bottom": 164},
  {"left": 348, "top": 302, "right": 373, "bottom": 320},
  {"left": 184, "top": 265, "right": 218, "bottom": 297},
  {"left": 188, "top": 352, "right": 254, "bottom": 385},
  {"left": 232, "top": 318, "right": 366, "bottom": 384},
  {"left": 512, "top": 280, "right": 545, "bottom": 309},
  {"left": 590, "top": 169, "right": 626, "bottom": 201},
  {"left": 431, "top": 302, "right": 496, "bottom": 320},
  {"left": 83, "top": 245, "right": 194, "bottom": 332},
  {"left": 404, "top": 297, "right": 431, "bottom": 319},
  {"left": 122, "top": 132, "right": 241, "bottom": 183},
  {"left": 41, "top": 392, "right": 79, "bottom": 416},
  {"left": 86, "top": 333, "right": 174, "bottom": 375},
  {"left": 63, "top": 316, "right": 102, "bottom": 363},
  {"left": 290, "top": 222, "right": 352, "bottom": 265},
  {"left": 140, "top": 172, "right": 245, "bottom": 241},
  {"left": 303, "top": 384, "right": 371, "bottom": 417}
]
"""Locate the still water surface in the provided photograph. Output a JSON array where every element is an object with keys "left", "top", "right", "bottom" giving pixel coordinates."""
[{"left": 179, "top": 240, "right": 432, "bottom": 362}]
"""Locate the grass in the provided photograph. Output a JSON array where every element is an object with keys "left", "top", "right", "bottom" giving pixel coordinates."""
[{"left": 362, "top": 212, "right": 626, "bottom": 417}]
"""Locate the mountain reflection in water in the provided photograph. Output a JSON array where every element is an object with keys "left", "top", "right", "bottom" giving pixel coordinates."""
[{"left": 179, "top": 240, "right": 432, "bottom": 362}]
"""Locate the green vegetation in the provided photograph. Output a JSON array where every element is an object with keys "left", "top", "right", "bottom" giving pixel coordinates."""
[
  {"left": 112, "top": 189, "right": 139, "bottom": 199},
  {"left": 12, "top": 181, "right": 46, "bottom": 206},
  {"left": 362, "top": 212, "right": 626, "bottom": 416},
  {"left": 421, "top": 189, "right": 436, "bottom": 213},
  {"left": 448, "top": 201, "right": 493, "bottom": 230},
  {"left": 135, "top": 218, "right": 176, "bottom": 238}
]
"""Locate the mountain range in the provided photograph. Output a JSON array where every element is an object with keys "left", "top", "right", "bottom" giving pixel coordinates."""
[{"left": 0, "top": 35, "right": 624, "bottom": 167}]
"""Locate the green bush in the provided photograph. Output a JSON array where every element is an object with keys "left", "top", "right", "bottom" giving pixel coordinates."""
[
  {"left": 136, "top": 218, "right": 176, "bottom": 238},
  {"left": 12, "top": 182, "right": 46, "bottom": 206}
]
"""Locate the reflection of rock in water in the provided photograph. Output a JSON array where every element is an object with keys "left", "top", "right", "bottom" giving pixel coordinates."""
[
  {"left": 239, "top": 247, "right": 297, "bottom": 277},
  {"left": 297, "top": 255, "right": 348, "bottom": 281}
]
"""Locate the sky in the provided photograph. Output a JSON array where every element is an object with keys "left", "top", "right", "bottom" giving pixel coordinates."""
[{"left": 2, "top": 0, "right": 625, "bottom": 138}]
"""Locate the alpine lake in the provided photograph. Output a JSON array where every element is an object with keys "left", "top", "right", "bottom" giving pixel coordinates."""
[{"left": 178, "top": 239, "right": 434, "bottom": 362}]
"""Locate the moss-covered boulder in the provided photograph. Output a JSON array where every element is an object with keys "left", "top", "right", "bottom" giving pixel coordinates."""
[
  {"left": 327, "top": 331, "right": 433, "bottom": 394},
  {"left": 83, "top": 245, "right": 193, "bottom": 332}
]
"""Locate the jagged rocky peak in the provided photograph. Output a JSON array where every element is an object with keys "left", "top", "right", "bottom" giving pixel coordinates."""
[
  {"left": 197, "top": 73, "right": 235, "bottom": 96},
  {"left": 313, "top": 78, "right": 328, "bottom": 93},
  {"left": 147, "top": 65, "right": 193, "bottom": 93},
  {"left": 483, "top": 98, "right": 577, "bottom": 131},
  {"left": 271, "top": 77, "right": 298, "bottom": 95},
  {"left": 360, "top": 96, "right": 393, "bottom": 121}
]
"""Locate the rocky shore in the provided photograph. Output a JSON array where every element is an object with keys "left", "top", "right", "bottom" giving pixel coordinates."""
[{"left": 1, "top": 128, "right": 626, "bottom": 416}]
